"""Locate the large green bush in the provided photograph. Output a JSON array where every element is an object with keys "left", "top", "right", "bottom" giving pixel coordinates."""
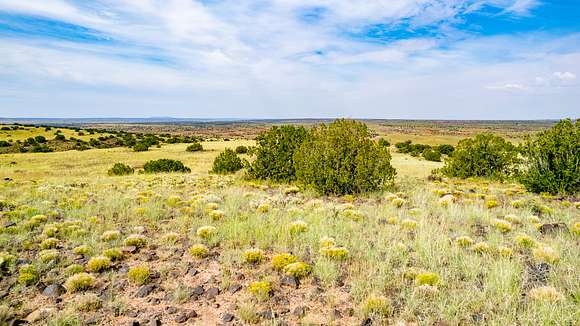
[
  {"left": 422, "top": 149, "right": 441, "bottom": 162},
  {"left": 108, "top": 163, "right": 134, "bottom": 176},
  {"left": 133, "top": 142, "right": 149, "bottom": 152},
  {"left": 247, "top": 125, "right": 307, "bottom": 182},
  {"left": 440, "top": 133, "right": 519, "bottom": 179},
  {"left": 186, "top": 142, "right": 203, "bottom": 152},
  {"left": 519, "top": 119, "right": 579, "bottom": 195},
  {"left": 143, "top": 159, "right": 191, "bottom": 173},
  {"left": 294, "top": 119, "right": 396, "bottom": 195},
  {"left": 212, "top": 148, "right": 243, "bottom": 174}
]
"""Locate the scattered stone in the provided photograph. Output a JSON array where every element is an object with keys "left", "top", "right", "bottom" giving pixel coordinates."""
[
  {"left": 42, "top": 284, "right": 65, "bottom": 297},
  {"left": 332, "top": 309, "right": 342, "bottom": 319},
  {"left": 187, "top": 310, "right": 198, "bottom": 319},
  {"left": 539, "top": 223, "right": 568, "bottom": 235},
  {"left": 293, "top": 306, "right": 308, "bottom": 317},
  {"left": 174, "top": 313, "right": 188, "bottom": 323},
  {"left": 280, "top": 276, "right": 299, "bottom": 289},
  {"left": 258, "top": 311, "right": 276, "bottom": 319},
  {"left": 166, "top": 307, "right": 177, "bottom": 314},
  {"left": 26, "top": 309, "right": 51, "bottom": 323},
  {"left": 122, "top": 246, "right": 138, "bottom": 254},
  {"left": 126, "top": 311, "right": 139, "bottom": 318},
  {"left": 360, "top": 318, "right": 372, "bottom": 326},
  {"left": 221, "top": 313, "right": 235, "bottom": 323},
  {"left": 128, "top": 321, "right": 140, "bottom": 326},
  {"left": 15, "top": 258, "right": 30, "bottom": 266},
  {"left": 228, "top": 284, "right": 242, "bottom": 294},
  {"left": 9, "top": 319, "right": 27, "bottom": 326},
  {"left": 136, "top": 285, "right": 156, "bottom": 298},
  {"left": 188, "top": 267, "right": 198, "bottom": 277},
  {"left": 192, "top": 285, "right": 204, "bottom": 296},
  {"left": 206, "top": 287, "right": 220, "bottom": 300}
]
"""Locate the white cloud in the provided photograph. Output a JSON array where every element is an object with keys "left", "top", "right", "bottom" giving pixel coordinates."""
[
  {"left": 0, "top": 0, "right": 579, "bottom": 119},
  {"left": 553, "top": 71, "right": 576, "bottom": 81}
]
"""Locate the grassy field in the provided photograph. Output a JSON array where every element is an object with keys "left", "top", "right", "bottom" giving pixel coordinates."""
[
  {"left": 0, "top": 125, "right": 112, "bottom": 143},
  {"left": 0, "top": 128, "right": 578, "bottom": 326}
]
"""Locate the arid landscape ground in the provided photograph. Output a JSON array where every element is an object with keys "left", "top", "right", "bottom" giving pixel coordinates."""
[{"left": 0, "top": 120, "right": 577, "bottom": 326}]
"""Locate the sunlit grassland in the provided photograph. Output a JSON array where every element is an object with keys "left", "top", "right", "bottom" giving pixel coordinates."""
[
  {"left": 0, "top": 134, "right": 577, "bottom": 325},
  {"left": 0, "top": 125, "right": 112, "bottom": 142},
  {"left": 0, "top": 140, "right": 438, "bottom": 180}
]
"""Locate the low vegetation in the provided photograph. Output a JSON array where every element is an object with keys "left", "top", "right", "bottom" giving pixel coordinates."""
[{"left": 0, "top": 119, "right": 577, "bottom": 325}]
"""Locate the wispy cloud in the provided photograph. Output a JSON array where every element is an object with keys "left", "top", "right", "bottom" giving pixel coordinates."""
[{"left": 0, "top": 0, "right": 578, "bottom": 118}]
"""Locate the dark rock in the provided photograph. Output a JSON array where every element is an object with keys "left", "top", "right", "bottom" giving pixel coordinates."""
[
  {"left": 148, "top": 297, "right": 161, "bottom": 305},
  {"left": 9, "top": 319, "right": 28, "bottom": 326},
  {"left": 280, "top": 276, "right": 299, "bottom": 289},
  {"left": 122, "top": 246, "right": 138, "bottom": 254},
  {"left": 258, "top": 311, "right": 276, "bottom": 319},
  {"left": 360, "top": 318, "right": 372, "bottom": 326},
  {"left": 187, "top": 310, "right": 198, "bottom": 318},
  {"left": 128, "top": 321, "right": 140, "bottom": 326},
  {"left": 332, "top": 309, "right": 342, "bottom": 319},
  {"left": 539, "top": 223, "right": 568, "bottom": 235},
  {"left": 149, "top": 319, "right": 161, "bottom": 326},
  {"left": 136, "top": 285, "right": 156, "bottom": 298},
  {"left": 174, "top": 313, "right": 188, "bottom": 323},
  {"left": 192, "top": 285, "right": 204, "bottom": 296},
  {"left": 188, "top": 267, "right": 198, "bottom": 276},
  {"left": 15, "top": 258, "right": 30, "bottom": 266},
  {"left": 221, "top": 313, "right": 235, "bottom": 323},
  {"left": 206, "top": 287, "right": 219, "bottom": 300},
  {"left": 42, "top": 284, "right": 65, "bottom": 297},
  {"left": 292, "top": 306, "right": 308, "bottom": 317},
  {"left": 228, "top": 284, "right": 242, "bottom": 294},
  {"left": 166, "top": 306, "right": 177, "bottom": 314},
  {"left": 126, "top": 311, "right": 139, "bottom": 318}
]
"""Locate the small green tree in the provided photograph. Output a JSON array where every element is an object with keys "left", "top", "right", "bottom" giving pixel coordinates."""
[
  {"left": 235, "top": 145, "right": 248, "bottom": 154},
  {"left": 378, "top": 138, "right": 390, "bottom": 147},
  {"left": 294, "top": 119, "right": 396, "bottom": 195},
  {"left": 108, "top": 163, "right": 134, "bottom": 176},
  {"left": 519, "top": 119, "right": 579, "bottom": 195},
  {"left": 133, "top": 142, "right": 149, "bottom": 152},
  {"left": 422, "top": 149, "right": 441, "bottom": 162},
  {"left": 186, "top": 142, "right": 203, "bottom": 152},
  {"left": 143, "top": 159, "right": 190, "bottom": 173},
  {"left": 440, "top": 133, "right": 519, "bottom": 179},
  {"left": 212, "top": 148, "right": 243, "bottom": 174},
  {"left": 247, "top": 125, "right": 307, "bottom": 182}
]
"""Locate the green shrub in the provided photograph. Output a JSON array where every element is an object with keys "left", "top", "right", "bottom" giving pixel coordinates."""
[
  {"left": 132, "top": 142, "right": 149, "bottom": 152},
  {"left": 186, "top": 142, "right": 203, "bottom": 152},
  {"left": 246, "top": 125, "right": 307, "bottom": 182},
  {"left": 422, "top": 149, "right": 441, "bottom": 162},
  {"left": 64, "top": 272, "right": 95, "bottom": 292},
  {"left": 440, "top": 133, "right": 519, "bottom": 179},
  {"left": 235, "top": 145, "right": 248, "bottom": 154},
  {"left": 86, "top": 256, "right": 111, "bottom": 272},
  {"left": 212, "top": 148, "right": 243, "bottom": 174},
  {"left": 34, "top": 135, "right": 47, "bottom": 143},
  {"left": 108, "top": 163, "right": 134, "bottom": 176},
  {"left": 519, "top": 119, "right": 579, "bottom": 195},
  {"left": 378, "top": 138, "right": 390, "bottom": 147},
  {"left": 54, "top": 134, "right": 66, "bottom": 141},
  {"left": 0, "top": 140, "right": 11, "bottom": 147},
  {"left": 143, "top": 159, "right": 191, "bottom": 173},
  {"left": 128, "top": 265, "right": 151, "bottom": 285},
  {"left": 18, "top": 264, "right": 39, "bottom": 285},
  {"left": 437, "top": 144, "right": 455, "bottom": 155},
  {"left": 248, "top": 281, "right": 271, "bottom": 301},
  {"left": 294, "top": 119, "right": 396, "bottom": 195}
]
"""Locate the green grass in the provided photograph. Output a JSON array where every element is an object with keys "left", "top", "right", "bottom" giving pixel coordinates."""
[{"left": 0, "top": 138, "right": 577, "bottom": 325}]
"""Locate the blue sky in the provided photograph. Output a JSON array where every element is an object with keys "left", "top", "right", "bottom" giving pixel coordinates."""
[{"left": 0, "top": 0, "right": 579, "bottom": 119}]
